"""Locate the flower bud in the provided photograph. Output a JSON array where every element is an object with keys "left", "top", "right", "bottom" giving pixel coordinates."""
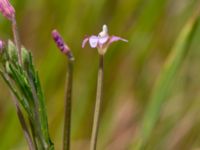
[
  {"left": 21, "top": 47, "right": 30, "bottom": 66},
  {"left": 7, "top": 40, "right": 18, "bottom": 62},
  {"left": 5, "top": 61, "right": 12, "bottom": 74},
  {"left": 0, "top": 0, "right": 15, "bottom": 21},
  {"left": 52, "top": 29, "right": 74, "bottom": 60}
]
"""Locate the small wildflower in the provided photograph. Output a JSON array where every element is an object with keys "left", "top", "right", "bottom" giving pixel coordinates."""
[
  {"left": 52, "top": 29, "right": 74, "bottom": 60},
  {"left": 0, "top": 0, "right": 15, "bottom": 21},
  {"left": 82, "top": 24, "right": 128, "bottom": 55}
]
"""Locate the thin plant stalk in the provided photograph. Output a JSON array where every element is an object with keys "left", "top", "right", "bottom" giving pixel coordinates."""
[
  {"left": 51, "top": 29, "right": 74, "bottom": 150},
  {"left": 90, "top": 54, "right": 104, "bottom": 150},
  {"left": 63, "top": 57, "right": 74, "bottom": 150},
  {"left": 11, "top": 17, "right": 22, "bottom": 65}
]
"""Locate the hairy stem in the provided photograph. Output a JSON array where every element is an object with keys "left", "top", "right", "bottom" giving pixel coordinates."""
[
  {"left": 12, "top": 17, "right": 22, "bottom": 65},
  {"left": 63, "top": 57, "right": 74, "bottom": 150},
  {"left": 90, "top": 54, "right": 104, "bottom": 150}
]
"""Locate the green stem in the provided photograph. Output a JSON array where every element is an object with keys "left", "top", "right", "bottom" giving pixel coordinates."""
[
  {"left": 90, "top": 54, "right": 104, "bottom": 150},
  {"left": 12, "top": 17, "right": 22, "bottom": 65},
  {"left": 29, "top": 118, "right": 38, "bottom": 149},
  {"left": 63, "top": 58, "right": 74, "bottom": 150}
]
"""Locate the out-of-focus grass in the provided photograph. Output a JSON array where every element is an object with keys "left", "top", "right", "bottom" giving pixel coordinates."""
[
  {"left": 0, "top": 0, "right": 200, "bottom": 149},
  {"left": 138, "top": 6, "right": 200, "bottom": 149}
]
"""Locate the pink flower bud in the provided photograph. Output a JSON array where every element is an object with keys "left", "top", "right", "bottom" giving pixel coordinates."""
[
  {"left": 0, "top": 0, "right": 15, "bottom": 21},
  {"left": 52, "top": 29, "right": 74, "bottom": 60}
]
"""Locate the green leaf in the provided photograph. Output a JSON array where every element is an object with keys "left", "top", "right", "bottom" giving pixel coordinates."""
[
  {"left": 0, "top": 69, "right": 31, "bottom": 116},
  {"left": 21, "top": 47, "right": 30, "bottom": 67},
  {"left": 26, "top": 52, "right": 53, "bottom": 147}
]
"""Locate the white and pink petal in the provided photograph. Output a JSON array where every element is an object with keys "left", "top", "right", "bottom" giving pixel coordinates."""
[
  {"left": 89, "top": 35, "right": 99, "bottom": 48},
  {"left": 108, "top": 35, "right": 128, "bottom": 45},
  {"left": 82, "top": 36, "right": 89, "bottom": 48}
]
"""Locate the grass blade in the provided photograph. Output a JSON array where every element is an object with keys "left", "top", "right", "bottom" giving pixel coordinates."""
[{"left": 138, "top": 7, "right": 200, "bottom": 148}]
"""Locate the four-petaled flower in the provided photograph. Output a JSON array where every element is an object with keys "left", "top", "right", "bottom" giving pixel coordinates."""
[
  {"left": 0, "top": 0, "right": 15, "bottom": 21},
  {"left": 82, "top": 25, "right": 128, "bottom": 55}
]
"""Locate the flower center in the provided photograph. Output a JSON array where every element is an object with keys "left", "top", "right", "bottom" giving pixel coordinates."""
[{"left": 98, "top": 24, "right": 108, "bottom": 38}]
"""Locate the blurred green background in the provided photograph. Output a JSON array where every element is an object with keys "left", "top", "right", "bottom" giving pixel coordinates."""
[{"left": 1, "top": 0, "right": 200, "bottom": 149}]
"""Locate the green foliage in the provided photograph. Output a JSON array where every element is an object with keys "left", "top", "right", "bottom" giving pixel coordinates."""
[
  {"left": 0, "top": 41, "right": 54, "bottom": 149},
  {"left": 0, "top": 0, "right": 200, "bottom": 150}
]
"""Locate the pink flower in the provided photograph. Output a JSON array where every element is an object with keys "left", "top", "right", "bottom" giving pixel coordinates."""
[
  {"left": 0, "top": 0, "right": 15, "bottom": 21},
  {"left": 82, "top": 25, "right": 128, "bottom": 55}
]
